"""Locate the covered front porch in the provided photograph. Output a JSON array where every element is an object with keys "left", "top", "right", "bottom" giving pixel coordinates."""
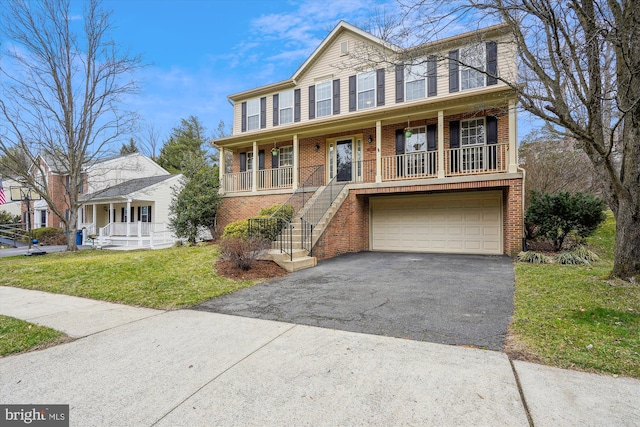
[{"left": 79, "top": 201, "right": 174, "bottom": 249}]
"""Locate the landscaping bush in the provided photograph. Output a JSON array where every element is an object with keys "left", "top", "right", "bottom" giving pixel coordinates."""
[
  {"left": 517, "top": 251, "right": 553, "bottom": 264},
  {"left": 525, "top": 190, "right": 606, "bottom": 251},
  {"left": 219, "top": 236, "right": 271, "bottom": 271},
  {"left": 222, "top": 220, "right": 249, "bottom": 239},
  {"left": 569, "top": 245, "right": 600, "bottom": 262},
  {"left": 554, "top": 251, "right": 590, "bottom": 265},
  {"left": 258, "top": 204, "right": 294, "bottom": 222},
  {"left": 0, "top": 211, "right": 20, "bottom": 225},
  {"left": 31, "top": 227, "right": 66, "bottom": 245}
]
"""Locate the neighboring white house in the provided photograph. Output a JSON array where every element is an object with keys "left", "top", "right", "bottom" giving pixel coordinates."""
[
  {"left": 0, "top": 177, "right": 23, "bottom": 218},
  {"left": 86, "top": 152, "right": 169, "bottom": 194},
  {"left": 80, "top": 174, "right": 183, "bottom": 249}
]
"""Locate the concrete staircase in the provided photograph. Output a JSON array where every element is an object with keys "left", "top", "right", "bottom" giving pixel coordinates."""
[{"left": 263, "top": 185, "right": 350, "bottom": 272}]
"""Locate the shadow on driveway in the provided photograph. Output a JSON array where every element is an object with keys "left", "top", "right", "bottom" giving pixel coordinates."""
[{"left": 196, "top": 252, "right": 515, "bottom": 350}]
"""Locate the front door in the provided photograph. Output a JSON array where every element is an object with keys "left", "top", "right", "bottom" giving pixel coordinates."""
[{"left": 328, "top": 139, "right": 353, "bottom": 182}]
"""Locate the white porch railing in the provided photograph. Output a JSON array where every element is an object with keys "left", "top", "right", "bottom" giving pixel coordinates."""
[
  {"left": 96, "top": 222, "right": 176, "bottom": 249},
  {"left": 79, "top": 223, "right": 96, "bottom": 235},
  {"left": 223, "top": 166, "right": 293, "bottom": 192},
  {"left": 381, "top": 151, "right": 438, "bottom": 181},
  {"left": 445, "top": 143, "right": 508, "bottom": 176},
  {"left": 223, "top": 170, "right": 252, "bottom": 192},
  {"left": 257, "top": 166, "right": 293, "bottom": 190}
]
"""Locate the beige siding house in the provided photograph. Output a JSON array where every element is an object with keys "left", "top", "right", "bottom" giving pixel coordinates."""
[{"left": 215, "top": 21, "right": 524, "bottom": 270}]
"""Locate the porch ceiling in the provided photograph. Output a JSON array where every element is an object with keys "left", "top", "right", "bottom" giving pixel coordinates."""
[{"left": 214, "top": 85, "right": 516, "bottom": 149}]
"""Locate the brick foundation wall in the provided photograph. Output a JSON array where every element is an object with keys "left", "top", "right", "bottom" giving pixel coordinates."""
[
  {"left": 217, "top": 193, "right": 291, "bottom": 234},
  {"left": 313, "top": 193, "right": 369, "bottom": 260}
]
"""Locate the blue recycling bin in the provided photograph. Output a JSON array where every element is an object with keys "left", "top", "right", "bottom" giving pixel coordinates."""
[{"left": 76, "top": 230, "right": 83, "bottom": 245}]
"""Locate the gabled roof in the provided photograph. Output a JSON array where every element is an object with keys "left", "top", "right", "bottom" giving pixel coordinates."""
[
  {"left": 81, "top": 174, "right": 180, "bottom": 201},
  {"left": 228, "top": 21, "right": 395, "bottom": 101}
]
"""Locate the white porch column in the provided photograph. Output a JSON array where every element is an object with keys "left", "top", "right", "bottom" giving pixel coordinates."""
[
  {"left": 219, "top": 147, "right": 226, "bottom": 195},
  {"left": 251, "top": 141, "right": 258, "bottom": 192},
  {"left": 126, "top": 200, "right": 131, "bottom": 236},
  {"left": 109, "top": 203, "right": 113, "bottom": 223},
  {"left": 293, "top": 134, "right": 299, "bottom": 189},
  {"left": 437, "top": 110, "right": 445, "bottom": 178},
  {"left": 375, "top": 121, "right": 382, "bottom": 183},
  {"left": 508, "top": 98, "right": 518, "bottom": 173},
  {"left": 92, "top": 204, "right": 97, "bottom": 231}
]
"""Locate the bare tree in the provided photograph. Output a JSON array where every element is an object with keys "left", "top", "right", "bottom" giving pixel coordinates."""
[
  {"left": 140, "top": 122, "right": 160, "bottom": 160},
  {"left": 0, "top": 0, "right": 142, "bottom": 250},
  {"left": 348, "top": 0, "right": 639, "bottom": 280}
]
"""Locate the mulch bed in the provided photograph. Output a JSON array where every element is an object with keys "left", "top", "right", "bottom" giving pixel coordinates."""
[{"left": 215, "top": 259, "right": 288, "bottom": 280}]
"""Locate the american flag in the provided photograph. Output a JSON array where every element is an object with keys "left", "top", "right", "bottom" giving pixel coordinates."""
[{"left": 0, "top": 178, "right": 5, "bottom": 205}]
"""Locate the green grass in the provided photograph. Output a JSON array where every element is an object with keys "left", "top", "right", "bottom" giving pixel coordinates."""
[
  {"left": 513, "top": 213, "right": 640, "bottom": 378},
  {"left": 0, "top": 245, "right": 254, "bottom": 309},
  {"left": 0, "top": 315, "right": 69, "bottom": 357}
]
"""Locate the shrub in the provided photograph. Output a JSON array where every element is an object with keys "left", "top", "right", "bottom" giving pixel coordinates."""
[
  {"left": 219, "top": 236, "right": 271, "bottom": 271},
  {"left": 0, "top": 210, "right": 20, "bottom": 225},
  {"left": 525, "top": 190, "right": 607, "bottom": 251},
  {"left": 31, "top": 227, "right": 66, "bottom": 245},
  {"left": 569, "top": 245, "right": 600, "bottom": 262},
  {"left": 258, "top": 204, "right": 294, "bottom": 223},
  {"left": 517, "top": 251, "right": 553, "bottom": 264},
  {"left": 554, "top": 251, "right": 590, "bottom": 265},
  {"left": 222, "top": 220, "right": 249, "bottom": 239}
]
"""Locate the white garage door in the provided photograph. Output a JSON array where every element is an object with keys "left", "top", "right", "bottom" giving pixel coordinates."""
[{"left": 371, "top": 191, "right": 502, "bottom": 255}]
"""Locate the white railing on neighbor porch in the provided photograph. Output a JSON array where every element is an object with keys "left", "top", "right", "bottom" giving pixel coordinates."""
[
  {"left": 79, "top": 223, "right": 96, "bottom": 236},
  {"left": 445, "top": 143, "right": 508, "bottom": 176},
  {"left": 223, "top": 166, "right": 293, "bottom": 192},
  {"left": 97, "top": 222, "right": 174, "bottom": 248}
]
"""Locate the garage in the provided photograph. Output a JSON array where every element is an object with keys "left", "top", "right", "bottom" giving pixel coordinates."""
[{"left": 370, "top": 191, "right": 502, "bottom": 255}]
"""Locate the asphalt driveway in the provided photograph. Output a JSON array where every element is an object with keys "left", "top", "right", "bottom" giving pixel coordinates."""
[{"left": 196, "top": 252, "right": 515, "bottom": 350}]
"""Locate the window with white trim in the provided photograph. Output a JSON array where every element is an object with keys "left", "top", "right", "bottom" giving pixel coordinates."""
[
  {"left": 460, "top": 44, "right": 485, "bottom": 90},
  {"left": 405, "top": 63, "right": 426, "bottom": 101},
  {"left": 316, "top": 80, "right": 332, "bottom": 117},
  {"left": 278, "top": 146, "right": 293, "bottom": 167},
  {"left": 357, "top": 71, "right": 375, "bottom": 110},
  {"left": 246, "top": 98, "right": 260, "bottom": 130},
  {"left": 405, "top": 126, "right": 427, "bottom": 152},
  {"left": 279, "top": 90, "right": 293, "bottom": 124},
  {"left": 461, "top": 118, "right": 485, "bottom": 145},
  {"left": 246, "top": 152, "right": 254, "bottom": 171}
]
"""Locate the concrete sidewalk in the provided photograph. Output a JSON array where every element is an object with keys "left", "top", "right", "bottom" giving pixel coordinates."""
[{"left": 1, "top": 286, "right": 638, "bottom": 426}]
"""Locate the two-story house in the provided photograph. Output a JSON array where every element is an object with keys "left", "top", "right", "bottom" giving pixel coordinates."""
[{"left": 214, "top": 21, "right": 523, "bottom": 268}]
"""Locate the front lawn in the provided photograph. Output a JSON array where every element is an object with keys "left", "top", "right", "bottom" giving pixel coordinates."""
[
  {"left": 0, "top": 245, "right": 255, "bottom": 309},
  {"left": 0, "top": 315, "right": 70, "bottom": 356},
  {"left": 511, "top": 213, "right": 640, "bottom": 378}
]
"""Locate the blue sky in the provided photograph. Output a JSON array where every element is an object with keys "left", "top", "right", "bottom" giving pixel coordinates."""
[{"left": 85, "top": 0, "right": 539, "bottom": 149}]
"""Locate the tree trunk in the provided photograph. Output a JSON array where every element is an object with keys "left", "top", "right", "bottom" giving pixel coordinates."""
[
  {"left": 66, "top": 208, "right": 78, "bottom": 251},
  {"left": 613, "top": 198, "right": 640, "bottom": 281}
]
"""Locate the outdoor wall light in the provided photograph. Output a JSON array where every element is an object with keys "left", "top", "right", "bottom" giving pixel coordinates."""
[
  {"left": 368, "top": 135, "right": 373, "bottom": 144},
  {"left": 314, "top": 144, "right": 320, "bottom": 151}
]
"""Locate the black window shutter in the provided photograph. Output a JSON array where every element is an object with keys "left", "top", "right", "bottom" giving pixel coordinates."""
[
  {"left": 294, "top": 89, "right": 301, "bottom": 122},
  {"left": 427, "top": 56, "right": 437, "bottom": 97},
  {"left": 240, "top": 152, "right": 246, "bottom": 172},
  {"left": 449, "top": 120, "right": 460, "bottom": 148},
  {"left": 241, "top": 102, "right": 247, "bottom": 132},
  {"left": 148, "top": 206, "right": 152, "bottom": 223},
  {"left": 258, "top": 150, "right": 265, "bottom": 170},
  {"left": 308, "top": 85, "right": 315, "bottom": 119},
  {"left": 333, "top": 79, "right": 340, "bottom": 115},
  {"left": 486, "top": 41, "right": 498, "bottom": 85},
  {"left": 121, "top": 207, "right": 125, "bottom": 222},
  {"left": 271, "top": 150, "right": 279, "bottom": 168},
  {"left": 130, "top": 207, "right": 134, "bottom": 222},
  {"left": 486, "top": 116, "right": 498, "bottom": 144},
  {"left": 395, "top": 64, "right": 404, "bottom": 102},
  {"left": 260, "top": 97, "right": 266, "bottom": 129},
  {"left": 376, "top": 68, "right": 385, "bottom": 106},
  {"left": 273, "top": 94, "right": 279, "bottom": 126},
  {"left": 449, "top": 50, "right": 459, "bottom": 93},
  {"left": 395, "top": 129, "right": 405, "bottom": 155},
  {"left": 427, "top": 124, "right": 437, "bottom": 151},
  {"left": 65, "top": 175, "right": 70, "bottom": 194},
  {"left": 348, "top": 75, "right": 356, "bottom": 111},
  {"left": 137, "top": 206, "right": 141, "bottom": 221}
]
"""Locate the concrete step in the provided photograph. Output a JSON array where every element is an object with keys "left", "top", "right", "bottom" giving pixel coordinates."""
[
  {"left": 270, "top": 249, "right": 308, "bottom": 262},
  {"left": 275, "top": 255, "right": 317, "bottom": 272}
]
